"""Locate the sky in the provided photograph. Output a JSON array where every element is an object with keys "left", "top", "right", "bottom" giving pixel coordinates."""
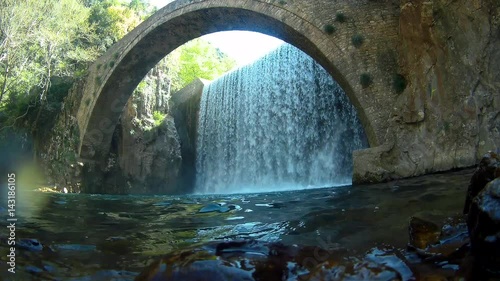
[
  {"left": 148, "top": 0, "right": 285, "bottom": 67},
  {"left": 201, "top": 31, "right": 284, "bottom": 67}
]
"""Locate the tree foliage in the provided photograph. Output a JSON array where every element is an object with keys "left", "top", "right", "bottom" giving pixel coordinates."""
[
  {"left": 0, "top": 0, "right": 237, "bottom": 133},
  {"left": 0, "top": 0, "right": 153, "bottom": 127},
  {"left": 0, "top": 0, "right": 95, "bottom": 112},
  {"left": 176, "top": 39, "right": 237, "bottom": 90}
]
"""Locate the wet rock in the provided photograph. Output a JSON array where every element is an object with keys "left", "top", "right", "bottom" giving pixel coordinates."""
[
  {"left": 254, "top": 202, "right": 285, "bottom": 208},
  {"left": 137, "top": 259, "right": 253, "bottom": 281},
  {"left": 136, "top": 240, "right": 410, "bottom": 281},
  {"left": 365, "top": 247, "right": 413, "bottom": 280},
  {"left": 18, "top": 238, "right": 43, "bottom": 252},
  {"left": 24, "top": 265, "right": 44, "bottom": 274},
  {"left": 199, "top": 203, "right": 226, "bottom": 213},
  {"left": 54, "top": 244, "right": 97, "bottom": 252},
  {"left": 408, "top": 217, "right": 441, "bottom": 249},
  {"left": 153, "top": 201, "right": 172, "bottom": 207},
  {"left": 463, "top": 151, "right": 500, "bottom": 214},
  {"left": 466, "top": 178, "right": 500, "bottom": 265},
  {"left": 199, "top": 203, "right": 240, "bottom": 213},
  {"left": 97, "top": 237, "right": 132, "bottom": 255},
  {"left": 69, "top": 270, "right": 138, "bottom": 281},
  {"left": 309, "top": 260, "right": 402, "bottom": 281},
  {"left": 460, "top": 151, "right": 500, "bottom": 277}
]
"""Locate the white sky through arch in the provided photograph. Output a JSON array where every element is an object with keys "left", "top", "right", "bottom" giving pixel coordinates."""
[{"left": 148, "top": 0, "right": 285, "bottom": 67}]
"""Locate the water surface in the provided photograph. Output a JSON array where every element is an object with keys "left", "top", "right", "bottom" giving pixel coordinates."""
[{"left": 0, "top": 169, "right": 471, "bottom": 280}]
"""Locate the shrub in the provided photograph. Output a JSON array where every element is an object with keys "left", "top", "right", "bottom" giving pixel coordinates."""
[
  {"left": 278, "top": 0, "right": 287, "bottom": 4},
  {"left": 324, "top": 24, "right": 336, "bottom": 34},
  {"left": 335, "top": 12, "right": 346, "bottom": 23},
  {"left": 351, "top": 34, "right": 364, "bottom": 48},
  {"left": 392, "top": 74, "right": 407, "bottom": 94},
  {"left": 443, "top": 121, "right": 450, "bottom": 132},
  {"left": 360, "top": 73, "right": 372, "bottom": 88},
  {"left": 153, "top": 111, "right": 166, "bottom": 127}
]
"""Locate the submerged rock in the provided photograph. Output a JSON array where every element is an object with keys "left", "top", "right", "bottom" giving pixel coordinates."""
[
  {"left": 135, "top": 240, "right": 410, "bottom": 281},
  {"left": 408, "top": 216, "right": 440, "bottom": 249},
  {"left": 53, "top": 244, "right": 97, "bottom": 252},
  {"left": 18, "top": 238, "right": 44, "bottom": 252},
  {"left": 199, "top": 203, "right": 240, "bottom": 213},
  {"left": 69, "top": 270, "right": 138, "bottom": 281}
]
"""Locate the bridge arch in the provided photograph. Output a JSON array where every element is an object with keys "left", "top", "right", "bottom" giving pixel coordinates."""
[{"left": 77, "top": 0, "right": 385, "bottom": 166}]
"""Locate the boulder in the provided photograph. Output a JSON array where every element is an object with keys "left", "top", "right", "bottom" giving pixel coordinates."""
[
  {"left": 463, "top": 151, "right": 500, "bottom": 214},
  {"left": 462, "top": 151, "right": 500, "bottom": 278},
  {"left": 408, "top": 216, "right": 441, "bottom": 249},
  {"left": 467, "top": 178, "right": 500, "bottom": 265}
]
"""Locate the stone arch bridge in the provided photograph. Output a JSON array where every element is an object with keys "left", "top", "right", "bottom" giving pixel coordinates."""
[{"left": 74, "top": 0, "right": 499, "bottom": 190}]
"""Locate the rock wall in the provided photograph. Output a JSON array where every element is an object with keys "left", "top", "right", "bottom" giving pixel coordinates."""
[
  {"left": 98, "top": 66, "right": 182, "bottom": 194},
  {"left": 353, "top": 0, "right": 500, "bottom": 183},
  {"left": 170, "top": 78, "right": 207, "bottom": 193},
  {"left": 40, "top": 65, "right": 182, "bottom": 194},
  {"left": 39, "top": 80, "right": 84, "bottom": 192},
  {"left": 103, "top": 100, "right": 182, "bottom": 194}
]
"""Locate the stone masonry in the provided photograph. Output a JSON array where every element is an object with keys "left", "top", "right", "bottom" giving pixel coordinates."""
[{"left": 72, "top": 0, "right": 499, "bottom": 189}]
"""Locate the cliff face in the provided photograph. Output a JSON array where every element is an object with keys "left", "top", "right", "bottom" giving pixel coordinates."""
[
  {"left": 354, "top": 0, "right": 500, "bottom": 183},
  {"left": 39, "top": 80, "right": 84, "bottom": 192},
  {"left": 40, "top": 64, "right": 182, "bottom": 194},
  {"left": 102, "top": 99, "right": 182, "bottom": 194},
  {"left": 170, "top": 78, "right": 207, "bottom": 193},
  {"left": 99, "top": 65, "right": 182, "bottom": 194}
]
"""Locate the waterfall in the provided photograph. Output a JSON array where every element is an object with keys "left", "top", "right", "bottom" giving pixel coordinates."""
[{"left": 195, "top": 44, "right": 368, "bottom": 194}]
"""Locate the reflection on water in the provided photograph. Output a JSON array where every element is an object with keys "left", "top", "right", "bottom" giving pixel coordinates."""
[{"left": 0, "top": 169, "right": 471, "bottom": 280}]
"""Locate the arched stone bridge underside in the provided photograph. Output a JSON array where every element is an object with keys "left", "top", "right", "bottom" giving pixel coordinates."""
[{"left": 75, "top": 0, "right": 500, "bottom": 186}]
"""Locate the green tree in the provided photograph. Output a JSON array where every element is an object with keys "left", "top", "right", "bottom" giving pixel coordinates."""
[
  {"left": 0, "top": 0, "right": 95, "bottom": 108},
  {"left": 129, "top": 37, "right": 238, "bottom": 121},
  {"left": 175, "top": 39, "right": 237, "bottom": 90},
  {"left": 86, "top": 0, "right": 154, "bottom": 52}
]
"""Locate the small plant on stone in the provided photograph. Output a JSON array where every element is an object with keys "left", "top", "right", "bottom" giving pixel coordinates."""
[
  {"left": 392, "top": 74, "right": 407, "bottom": 94},
  {"left": 278, "top": 0, "right": 287, "bottom": 5},
  {"left": 443, "top": 121, "right": 451, "bottom": 132},
  {"left": 324, "top": 24, "right": 336, "bottom": 34},
  {"left": 351, "top": 34, "right": 364, "bottom": 48},
  {"left": 335, "top": 12, "right": 346, "bottom": 23},
  {"left": 360, "top": 73, "right": 372, "bottom": 88},
  {"left": 153, "top": 111, "right": 166, "bottom": 127},
  {"left": 109, "top": 60, "right": 115, "bottom": 68}
]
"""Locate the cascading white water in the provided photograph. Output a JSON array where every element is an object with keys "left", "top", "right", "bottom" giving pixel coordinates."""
[{"left": 195, "top": 44, "right": 367, "bottom": 194}]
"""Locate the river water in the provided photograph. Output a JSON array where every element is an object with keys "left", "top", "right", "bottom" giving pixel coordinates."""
[{"left": 0, "top": 169, "right": 471, "bottom": 280}]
